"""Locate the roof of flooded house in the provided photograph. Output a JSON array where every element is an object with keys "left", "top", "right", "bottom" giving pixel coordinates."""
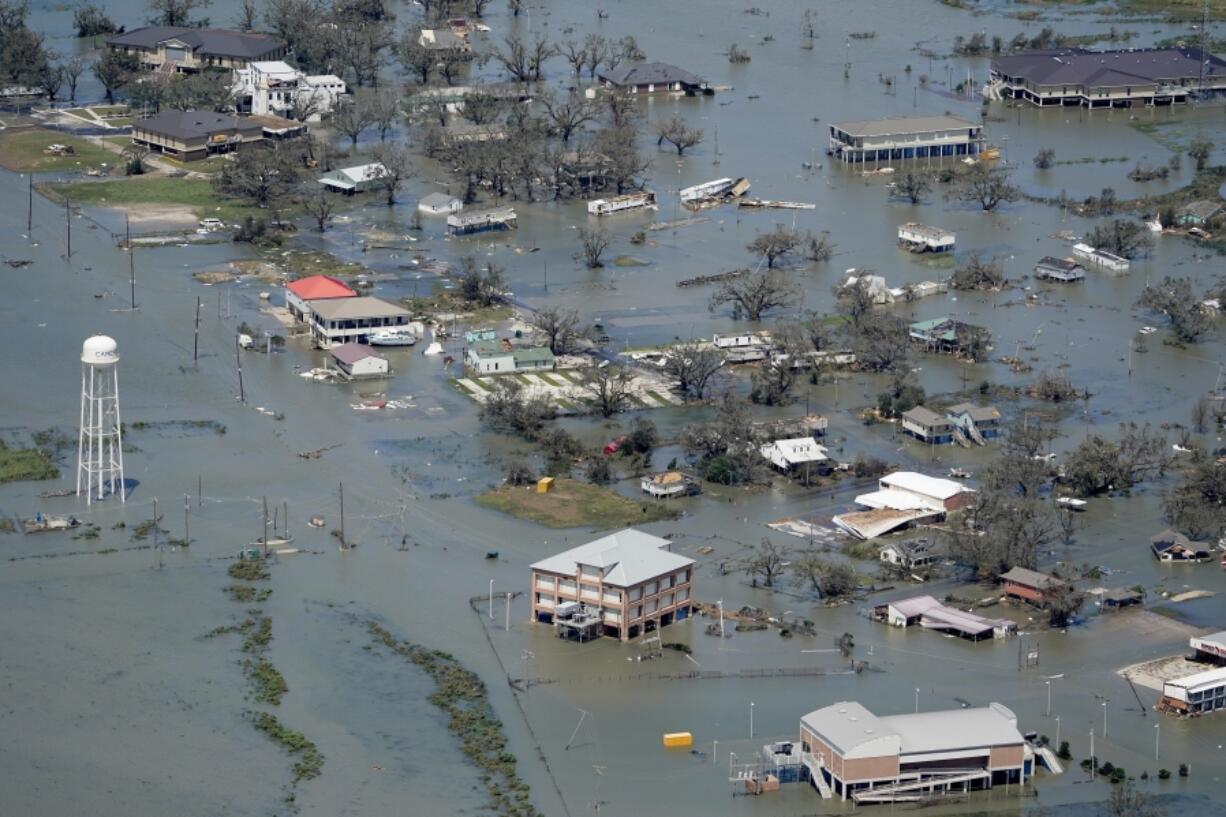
[
  {"left": 133, "top": 109, "right": 258, "bottom": 139},
  {"left": 512, "top": 347, "right": 555, "bottom": 365},
  {"left": 329, "top": 343, "right": 384, "bottom": 365},
  {"left": 831, "top": 115, "right": 977, "bottom": 138},
  {"left": 999, "top": 566, "right": 1066, "bottom": 590},
  {"left": 286, "top": 275, "right": 356, "bottom": 300},
  {"left": 307, "top": 296, "right": 408, "bottom": 320},
  {"left": 901, "top": 406, "right": 948, "bottom": 427},
  {"left": 530, "top": 529, "right": 694, "bottom": 587},
  {"left": 880, "top": 471, "right": 966, "bottom": 501},
  {"left": 419, "top": 192, "right": 460, "bottom": 207},
  {"left": 600, "top": 61, "right": 705, "bottom": 87},
  {"left": 108, "top": 26, "right": 285, "bottom": 59},
  {"left": 321, "top": 163, "right": 389, "bottom": 185},
  {"left": 991, "top": 47, "right": 1226, "bottom": 87},
  {"left": 803, "top": 701, "right": 1022, "bottom": 759},
  {"left": 946, "top": 402, "right": 1001, "bottom": 422},
  {"left": 1035, "top": 256, "right": 1083, "bottom": 272},
  {"left": 761, "top": 437, "right": 828, "bottom": 464}
]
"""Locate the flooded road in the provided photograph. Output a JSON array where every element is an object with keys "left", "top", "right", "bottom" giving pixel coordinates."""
[{"left": 3, "top": 0, "right": 1226, "bottom": 815}]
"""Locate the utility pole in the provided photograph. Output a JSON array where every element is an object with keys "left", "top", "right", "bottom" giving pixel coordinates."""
[
  {"left": 198, "top": 474, "right": 202, "bottom": 508},
  {"left": 193, "top": 296, "right": 202, "bottom": 362},
  {"left": 154, "top": 497, "right": 161, "bottom": 569},
  {"left": 65, "top": 199, "right": 71, "bottom": 257},
  {"left": 543, "top": 259, "right": 547, "bottom": 291},
  {"left": 505, "top": 591, "right": 511, "bottom": 631},
  {"left": 338, "top": 482, "right": 345, "bottom": 549},
  {"left": 235, "top": 335, "right": 245, "bottom": 403},
  {"left": 129, "top": 250, "right": 136, "bottom": 310},
  {"left": 183, "top": 494, "right": 190, "bottom": 545},
  {"left": 27, "top": 174, "right": 32, "bottom": 234},
  {"left": 125, "top": 214, "right": 130, "bottom": 248}
]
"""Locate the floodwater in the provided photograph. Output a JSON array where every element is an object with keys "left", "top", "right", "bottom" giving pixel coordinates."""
[{"left": 3, "top": 0, "right": 1226, "bottom": 815}]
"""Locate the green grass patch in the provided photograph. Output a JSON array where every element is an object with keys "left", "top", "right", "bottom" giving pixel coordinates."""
[
  {"left": 0, "top": 129, "right": 114, "bottom": 172},
  {"left": 554, "top": 370, "right": 583, "bottom": 384},
  {"left": 228, "top": 560, "right": 270, "bottom": 581},
  {"left": 646, "top": 391, "right": 672, "bottom": 406},
  {"left": 252, "top": 712, "right": 323, "bottom": 783},
  {"left": 245, "top": 657, "right": 288, "bottom": 704},
  {"left": 0, "top": 439, "right": 58, "bottom": 484},
  {"left": 537, "top": 372, "right": 568, "bottom": 387},
  {"left": 475, "top": 477, "right": 679, "bottom": 529},
  {"left": 555, "top": 398, "right": 577, "bottom": 411},
  {"left": 628, "top": 394, "right": 651, "bottom": 408},
  {"left": 467, "top": 378, "right": 493, "bottom": 392},
  {"left": 513, "top": 373, "right": 533, "bottom": 385},
  {"left": 47, "top": 176, "right": 259, "bottom": 222}
]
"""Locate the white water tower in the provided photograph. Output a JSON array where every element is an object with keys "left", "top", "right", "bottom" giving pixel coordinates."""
[{"left": 77, "top": 335, "right": 125, "bottom": 505}]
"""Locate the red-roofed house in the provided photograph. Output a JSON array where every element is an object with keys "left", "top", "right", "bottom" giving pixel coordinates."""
[{"left": 286, "top": 275, "right": 356, "bottom": 322}]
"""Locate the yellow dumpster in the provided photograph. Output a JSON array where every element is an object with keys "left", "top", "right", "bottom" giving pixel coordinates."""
[
  {"left": 662, "top": 732, "right": 693, "bottom": 748},
  {"left": 536, "top": 477, "right": 555, "bottom": 494}
]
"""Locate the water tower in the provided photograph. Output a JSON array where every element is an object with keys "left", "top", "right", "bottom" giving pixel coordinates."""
[{"left": 77, "top": 335, "right": 125, "bottom": 505}]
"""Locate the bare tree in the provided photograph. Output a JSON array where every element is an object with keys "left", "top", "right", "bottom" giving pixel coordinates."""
[
  {"left": 1090, "top": 219, "right": 1154, "bottom": 260},
  {"left": 1192, "top": 395, "right": 1213, "bottom": 434},
  {"left": 146, "top": 0, "right": 210, "bottom": 27},
  {"left": 747, "top": 225, "right": 802, "bottom": 268},
  {"left": 530, "top": 306, "right": 583, "bottom": 354},
  {"left": 803, "top": 230, "right": 834, "bottom": 262},
  {"left": 603, "top": 92, "right": 640, "bottom": 128},
  {"left": 558, "top": 39, "right": 587, "bottom": 76},
  {"left": 507, "top": 0, "right": 523, "bottom": 16},
  {"left": 1106, "top": 780, "right": 1164, "bottom": 817},
  {"left": 541, "top": 90, "right": 598, "bottom": 143},
  {"left": 471, "top": 0, "right": 492, "bottom": 17},
  {"left": 582, "top": 364, "right": 635, "bottom": 417},
  {"left": 234, "top": 0, "right": 258, "bottom": 30},
  {"left": 459, "top": 90, "right": 506, "bottom": 124},
  {"left": 300, "top": 185, "right": 336, "bottom": 232},
  {"left": 582, "top": 33, "right": 607, "bottom": 79},
  {"left": 365, "top": 88, "right": 401, "bottom": 141},
  {"left": 1033, "top": 147, "right": 1055, "bottom": 169},
  {"left": 62, "top": 56, "right": 86, "bottom": 101},
  {"left": 398, "top": 27, "right": 434, "bottom": 84},
  {"left": 331, "top": 95, "right": 375, "bottom": 146},
  {"left": 497, "top": 34, "right": 553, "bottom": 82},
  {"left": 710, "top": 270, "right": 800, "bottom": 321},
  {"left": 948, "top": 164, "right": 1020, "bottom": 211},
  {"left": 744, "top": 538, "right": 787, "bottom": 588},
  {"left": 892, "top": 171, "right": 931, "bottom": 204},
  {"left": 578, "top": 225, "right": 611, "bottom": 268},
  {"left": 370, "top": 141, "right": 415, "bottom": 205},
  {"left": 654, "top": 115, "right": 704, "bottom": 155},
  {"left": 1136, "top": 276, "right": 1213, "bottom": 342},
  {"left": 1061, "top": 422, "right": 1170, "bottom": 496},
  {"left": 664, "top": 340, "right": 723, "bottom": 400}
]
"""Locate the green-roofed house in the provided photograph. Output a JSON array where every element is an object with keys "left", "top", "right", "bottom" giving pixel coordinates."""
[
  {"left": 909, "top": 316, "right": 990, "bottom": 359},
  {"left": 465, "top": 339, "right": 555, "bottom": 374}
]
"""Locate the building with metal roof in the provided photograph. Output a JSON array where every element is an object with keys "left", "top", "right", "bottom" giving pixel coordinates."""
[
  {"left": 901, "top": 406, "right": 955, "bottom": 445},
  {"left": 989, "top": 47, "right": 1226, "bottom": 108},
  {"left": 798, "top": 701, "right": 1029, "bottom": 802},
  {"left": 285, "top": 275, "right": 356, "bottom": 323},
  {"left": 999, "top": 567, "right": 1069, "bottom": 606},
  {"left": 598, "top": 61, "right": 708, "bottom": 94},
  {"left": 530, "top": 529, "right": 695, "bottom": 641},
  {"left": 828, "top": 115, "right": 983, "bottom": 164},
  {"left": 760, "top": 437, "right": 829, "bottom": 472},
  {"left": 833, "top": 472, "right": 971, "bottom": 540},
  {"left": 319, "top": 163, "right": 389, "bottom": 194},
  {"left": 329, "top": 343, "right": 388, "bottom": 379},
  {"left": 108, "top": 26, "right": 288, "bottom": 74}
]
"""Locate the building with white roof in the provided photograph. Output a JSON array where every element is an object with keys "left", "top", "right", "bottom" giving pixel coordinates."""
[
  {"left": 760, "top": 437, "right": 828, "bottom": 473},
  {"left": 1157, "top": 631, "right": 1226, "bottom": 718},
  {"left": 798, "top": 701, "right": 1028, "bottom": 803},
  {"left": 233, "top": 60, "right": 345, "bottom": 121},
  {"left": 319, "top": 163, "right": 389, "bottom": 194},
  {"left": 832, "top": 472, "right": 972, "bottom": 540},
  {"left": 530, "top": 529, "right": 695, "bottom": 641}
]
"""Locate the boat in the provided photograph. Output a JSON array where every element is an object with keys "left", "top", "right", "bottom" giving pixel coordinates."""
[
  {"left": 248, "top": 498, "right": 294, "bottom": 555},
  {"left": 486, "top": 550, "right": 499, "bottom": 559},
  {"left": 1056, "top": 497, "right": 1088, "bottom": 512},
  {"left": 947, "top": 467, "right": 972, "bottom": 479},
  {"left": 370, "top": 328, "right": 417, "bottom": 347}
]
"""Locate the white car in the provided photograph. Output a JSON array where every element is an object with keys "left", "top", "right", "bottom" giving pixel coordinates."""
[{"left": 198, "top": 218, "right": 226, "bottom": 230}]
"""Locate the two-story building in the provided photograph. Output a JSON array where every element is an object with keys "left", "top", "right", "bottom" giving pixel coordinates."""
[
  {"left": 285, "top": 275, "right": 356, "bottom": 323},
  {"left": 530, "top": 529, "right": 695, "bottom": 642},
  {"left": 798, "top": 701, "right": 1029, "bottom": 803},
  {"left": 107, "top": 26, "right": 288, "bottom": 74},
  {"left": 901, "top": 406, "right": 955, "bottom": 445},
  {"left": 304, "top": 296, "right": 411, "bottom": 348},
  {"left": 828, "top": 115, "right": 983, "bottom": 164},
  {"left": 233, "top": 60, "right": 346, "bottom": 121}
]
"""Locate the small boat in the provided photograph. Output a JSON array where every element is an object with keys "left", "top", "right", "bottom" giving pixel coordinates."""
[
  {"left": 370, "top": 328, "right": 417, "bottom": 347},
  {"left": 486, "top": 550, "right": 499, "bottom": 559},
  {"left": 948, "top": 467, "right": 972, "bottom": 479},
  {"left": 1056, "top": 497, "right": 1088, "bottom": 512}
]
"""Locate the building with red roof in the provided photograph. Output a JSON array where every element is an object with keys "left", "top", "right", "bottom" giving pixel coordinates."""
[{"left": 285, "top": 275, "right": 356, "bottom": 322}]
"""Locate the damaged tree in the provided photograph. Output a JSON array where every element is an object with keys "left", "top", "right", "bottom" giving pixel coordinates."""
[{"left": 709, "top": 269, "right": 800, "bottom": 321}]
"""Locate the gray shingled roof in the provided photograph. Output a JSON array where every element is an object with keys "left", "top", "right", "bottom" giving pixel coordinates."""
[
  {"left": 832, "top": 115, "right": 977, "bottom": 138},
  {"left": 992, "top": 47, "right": 1226, "bottom": 88},
  {"left": 601, "top": 61, "right": 704, "bottom": 88},
  {"left": 108, "top": 26, "right": 285, "bottom": 59},
  {"left": 134, "top": 110, "right": 256, "bottom": 140}
]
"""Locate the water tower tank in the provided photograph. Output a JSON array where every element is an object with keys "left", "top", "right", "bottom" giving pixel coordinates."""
[{"left": 82, "top": 334, "right": 120, "bottom": 366}]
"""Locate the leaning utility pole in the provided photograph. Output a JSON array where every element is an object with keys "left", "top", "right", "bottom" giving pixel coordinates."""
[
  {"left": 338, "top": 482, "right": 346, "bottom": 549},
  {"left": 193, "top": 296, "right": 202, "bottom": 362},
  {"left": 235, "top": 335, "right": 245, "bottom": 403},
  {"left": 65, "top": 199, "right": 71, "bottom": 257}
]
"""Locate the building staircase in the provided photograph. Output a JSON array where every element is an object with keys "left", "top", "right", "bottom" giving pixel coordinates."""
[
  {"left": 965, "top": 419, "right": 985, "bottom": 445},
  {"left": 801, "top": 753, "right": 833, "bottom": 799},
  {"left": 852, "top": 769, "right": 990, "bottom": 804}
]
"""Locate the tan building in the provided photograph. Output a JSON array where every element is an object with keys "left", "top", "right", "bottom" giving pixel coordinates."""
[
  {"left": 107, "top": 26, "right": 288, "bottom": 74},
  {"left": 799, "top": 701, "right": 1029, "bottom": 803},
  {"left": 131, "top": 110, "right": 263, "bottom": 161},
  {"left": 530, "top": 529, "right": 694, "bottom": 641}
]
